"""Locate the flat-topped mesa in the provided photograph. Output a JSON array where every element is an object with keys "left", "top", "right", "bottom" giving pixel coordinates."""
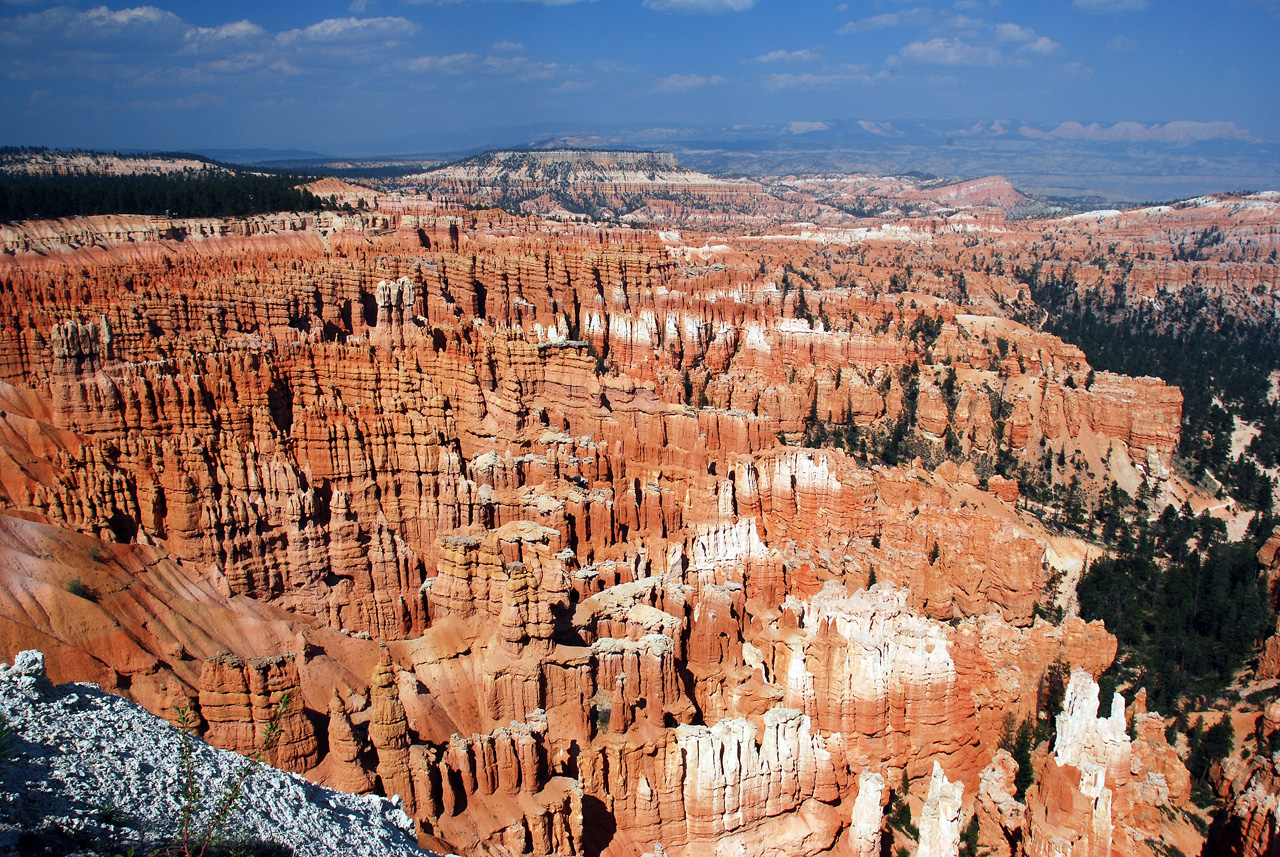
[
  {"left": 0, "top": 211, "right": 351, "bottom": 260},
  {"left": 481, "top": 149, "right": 680, "bottom": 170},
  {"left": 0, "top": 150, "right": 225, "bottom": 178},
  {"left": 407, "top": 149, "right": 760, "bottom": 208}
]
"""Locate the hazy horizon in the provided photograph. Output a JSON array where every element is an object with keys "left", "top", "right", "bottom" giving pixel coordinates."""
[{"left": 4, "top": 0, "right": 1279, "bottom": 200}]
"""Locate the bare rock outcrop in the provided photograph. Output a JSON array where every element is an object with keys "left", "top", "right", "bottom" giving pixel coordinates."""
[
  {"left": 1023, "top": 670, "right": 1189, "bottom": 857},
  {"left": 198, "top": 652, "right": 319, "bottom": 773},
  {"left": 1208, "top": 702, "right": 1280, "bottom": 857},
  {"left": 848, "top": 771, "right": 885, "bottom": 857},
  {"left": 0, "top": 196, "right": 1222, "bottom": 857},
  {"left": 976, "top": 749, "right": 1025, "bottom": 857},
  {"left": 917, "top": 761, "right": 965, "bottom": 857}
]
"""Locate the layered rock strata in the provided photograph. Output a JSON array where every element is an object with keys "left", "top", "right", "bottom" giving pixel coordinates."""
[
  {"left": 1023, "top": 671, "right": 1190, "bottom": 857},
  {"left": 0, "top": 202, "right": 1213, "bottom": 857}
]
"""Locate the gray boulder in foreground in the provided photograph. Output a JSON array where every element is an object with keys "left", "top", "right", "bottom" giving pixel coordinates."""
[{"left": 0, "top": 650, "right": 435, "bottom": 856}]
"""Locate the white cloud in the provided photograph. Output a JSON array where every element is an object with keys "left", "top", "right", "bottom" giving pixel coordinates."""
[
  {"left": 993, "top": 22, "right": 1036, "bottom": 43},
  {"left": 643, "top": 0, "right": 755, "bottom": 12},
  {"left": 1104, "top": 34, "right": 1137, "bottom": 52},
  {"left": 3, "top": 4, "right": 186, "bottom": 41},
  {"left": 408, "top": 52, "right": 480, "bottom": 72},
  {"left": 945, "top": 14, "right": 984, "bottom": 29},
  {"left": 653, "top": 73, "right": 726, "bottom": 91},
  {"left": 406, "top": 0, "right": 596, "bottom": 4},
  {"left": 186, "top": 20, "right": 267, "bottom": 42},
  {"left": 839, "top": 8, "right": 931, "bottom": 33},
  {"left": 277, "top": 16, "right": 418, "bottom": 44},
  {"left": 0, "top": 3, "right": 589, "bottom": 101},
  {"left": 1017, "top": 35, "right": 1061, "bottom": 55},
  {"left": 1072, "top": 0, "right": 1148, "bottom": 11},
  {"left": 482, "top": 54, "right": 561, "bottom": 79},
  {"left": 408, "top": 50, "right": 566, "bottom": 81},
  {"left": 82, "top": 5, "right": 182, "bottom": 29},
  {"left": 751, "top": 49, "right": 819, "bottom": 64},
  {"left": 763, "top": 71, "right": 868, "bottom": 90},
  {"left": 126, "top": 92, "right": 226, "bottom": 110},
  {"left": 892, "top": 37, "right": 1002, "bottom": 66}
]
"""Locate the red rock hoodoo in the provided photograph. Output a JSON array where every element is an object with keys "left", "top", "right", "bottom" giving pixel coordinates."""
[{"left": 0, "top": 183, "right": 1255, "bottom": 857}]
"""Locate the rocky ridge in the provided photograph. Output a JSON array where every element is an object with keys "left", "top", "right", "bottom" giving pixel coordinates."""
[{"left": 0, "top": 649, "right": 428, "bottom": 856}]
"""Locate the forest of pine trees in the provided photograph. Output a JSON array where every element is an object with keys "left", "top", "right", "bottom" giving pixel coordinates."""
[{"left": 0, "top": 168, "right": 344, "bottom": 221}]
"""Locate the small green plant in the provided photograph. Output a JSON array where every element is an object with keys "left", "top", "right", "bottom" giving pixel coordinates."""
[
  {"left": 959, "top": 814, "right": 981, "bottom": 857},
  {"left": 0, "top": 711, "right": 15, "bottom": 762},
  {"left": 98, "top": 795, "right": 129, "bottom": 826},
  {"left": 66, "top": 577, "right": 95, "bottom": 601},
  {"left": 1000, "top": 712, "right": 1036, "bottom": 801},
  {"left": 171, "top": 693, "right": 289, "bottom": 857},
  {"left": 591, "top": 702, "right": 611, "bottom": 736},
  {"left": 887, "top": 769, "right": 919, "bottom": 839}
]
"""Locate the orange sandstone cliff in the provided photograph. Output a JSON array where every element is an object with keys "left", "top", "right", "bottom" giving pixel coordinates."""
[{"left": 0, "top": 202, "right": 1208, "bottom": 857}]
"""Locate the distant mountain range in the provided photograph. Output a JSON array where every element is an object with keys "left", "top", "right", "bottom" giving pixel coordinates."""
[
  {"left": 188, "top": 147, "right": 331, "bottom": 165},
  {"left": 16, "top": 117, "right": 1280, "bottom": 203},
  {"left": 521, "top": 120, "right": 1278, "bottom": 203}
]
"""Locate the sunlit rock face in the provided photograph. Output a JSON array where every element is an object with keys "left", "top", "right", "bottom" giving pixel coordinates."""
[
  {"left": 917, "top": 761, "right": 965, "bottom": 857},
  {"left": 0, "top": 194, "right": 1216, "bottom": 857},
  {"left": 1023, "top": 671, "right": 1190, "bottom": 857}
]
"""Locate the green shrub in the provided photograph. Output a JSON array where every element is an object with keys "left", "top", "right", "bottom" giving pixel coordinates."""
[
  {"left": 171, "top": 693, "right": 289, "bottom": 857},
  {"left": 66, "top": 578, "right": 95, "bottom": 602}
]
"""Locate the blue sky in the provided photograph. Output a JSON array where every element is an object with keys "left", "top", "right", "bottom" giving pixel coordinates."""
[{"left": 1, "top": 0, "right": 1276, "bottom": 154}]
